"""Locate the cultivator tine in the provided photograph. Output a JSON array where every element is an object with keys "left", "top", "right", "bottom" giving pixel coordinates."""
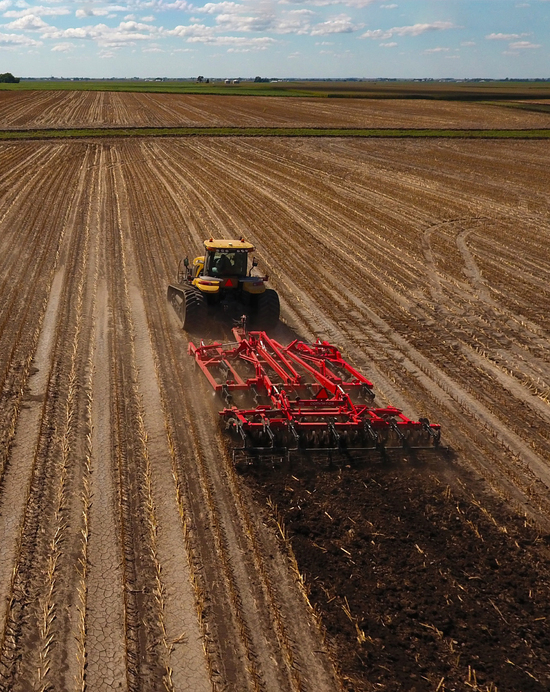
[
  {"left": 363, "top": 419, "right": 378, "bottom": 445},
  {"left": 222, "top": 384, "right": 233, "bottom": 406},
  {"left": 262, "top": 418, "right": 275, "bottom": 447},
  {"left": 361, "top": 384, "right": 375, "bottom": 401},
  {"left": 420, "top": 417, "right": 441, "bottom": 447},
  {"left": 389, "top": 419, "right": 407, "bottom": 447},
  {"left": 328, "top": 420, "right": 340, "bottom": 448},
  {"left": 288, "top": 422, "right": 300, "bottom": 450},
  {"left": 226, "top": 417, "right": 247, "bottom": 446}
]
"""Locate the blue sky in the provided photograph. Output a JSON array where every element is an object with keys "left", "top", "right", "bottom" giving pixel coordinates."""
[{"left": 0, "top": 0, "right": 548, "bottom": 79}]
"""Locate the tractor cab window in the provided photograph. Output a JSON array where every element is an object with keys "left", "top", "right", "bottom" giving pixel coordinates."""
[{"left": 206, "top": 250, "right": 248, "bottom": 277}]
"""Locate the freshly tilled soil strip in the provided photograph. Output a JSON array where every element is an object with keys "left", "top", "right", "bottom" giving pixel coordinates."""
[
  {"left": 245, "top": 455, "right": 550, "bottom": 691},
  {"left": 0, "top": 126, "right": 550, "bottom": 140}
]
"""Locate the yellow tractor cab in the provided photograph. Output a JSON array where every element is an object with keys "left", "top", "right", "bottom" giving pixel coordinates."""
[{"left": 168, "top": 238, "right": 280, "bottom": 331}]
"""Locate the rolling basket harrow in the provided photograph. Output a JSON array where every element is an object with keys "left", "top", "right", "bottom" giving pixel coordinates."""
[{"left": 189, "top": 323, "right": 441, "bottom": 453}]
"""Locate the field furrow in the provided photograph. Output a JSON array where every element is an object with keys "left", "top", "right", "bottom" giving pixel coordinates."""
[
  {"left": 0, "top": 133, "right": 549, "bottom": 691},
  {"left": 2, "top": 91, "right": 550, "bottom": 130}
]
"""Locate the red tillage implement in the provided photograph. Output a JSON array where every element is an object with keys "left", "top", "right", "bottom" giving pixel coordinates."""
[{"left": 189, "top": 326, "right": 441, "bottom": 452}]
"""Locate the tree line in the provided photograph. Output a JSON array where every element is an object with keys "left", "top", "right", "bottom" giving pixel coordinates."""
[{"left": 0, "top": 73, "right": 19, "bottom": 83}]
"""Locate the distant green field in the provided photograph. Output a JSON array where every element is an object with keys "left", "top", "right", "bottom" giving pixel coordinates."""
[
  {"left": 2, "top": 79, "right": 550, "bottom": 101},
  {"left": 0, "top": 126, "right": 549, "bottom": 141},
  {"left": 483, "top": 100, "right": 550, "bottom": 115}
]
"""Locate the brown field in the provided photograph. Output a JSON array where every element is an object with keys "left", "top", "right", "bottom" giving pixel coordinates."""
[
  {"left": 0, "top": 135, "right": 549, "bottom": 691},
  {"left": 1, "top": 90, "right": 550, "bottom": 130}
]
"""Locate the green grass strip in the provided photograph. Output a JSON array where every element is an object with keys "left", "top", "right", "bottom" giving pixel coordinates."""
[{"left": 0, "top": 126, "right": 549, "bottom": 140}]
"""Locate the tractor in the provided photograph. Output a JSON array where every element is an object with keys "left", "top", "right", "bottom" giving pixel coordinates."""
[{"left": 167, "top": 238, "right": 280, "bottom": 331}]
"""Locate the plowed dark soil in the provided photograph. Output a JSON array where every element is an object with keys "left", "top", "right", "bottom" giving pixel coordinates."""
[{"left": 245, "top": 452, "right": 550, "bottom": 691}]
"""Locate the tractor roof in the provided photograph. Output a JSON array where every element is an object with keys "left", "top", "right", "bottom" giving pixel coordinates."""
[{"left": 204, "top": 238, "right": 254, "bottom": 252}]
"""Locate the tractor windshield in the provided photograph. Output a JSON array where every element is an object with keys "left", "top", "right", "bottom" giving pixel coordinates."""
[{"left": 205, "top": 250, "right": 248, "bottom": 277}]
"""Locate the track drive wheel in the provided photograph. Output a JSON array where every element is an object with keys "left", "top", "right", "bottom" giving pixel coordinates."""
[
  {"left": 180, "top": 286, "right": 207, "bottom": 332},
  {"left": 252, "top": 289, "right": 280, "bottom": 330}
]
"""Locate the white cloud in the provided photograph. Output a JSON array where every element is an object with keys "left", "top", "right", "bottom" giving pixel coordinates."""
[
  {"left": 381, "top": 3, "right": 397, "bottom": 7},
  {"left": 43, "top": 20, "right": 159, "bottom": 46},
  {"left": 3, "top": 13, "right": 49, "bottom": 29},
  {"left": 215, "top": 12, "right": 276, "bottom": 32},
  {"left": 169, "top": 22, "right": 214, "bottom": 38},
  {"left": 280, "top": 0, "right": 376, "bottom": 6},
  {"left": 170, "top": 21, "right": 276, "bottom": 48},
  {"left": 163, "top": 0, "right": 191, "bottom": 9},
  {"left": 196, "top": 1, "right": 241, "bottom": 14},
  {"left": 461, "top": 40, "right": 475, "bottom": 46},
  {"left": 186, "top": 5, "right": 316, "bottom": 35},
  {"left": 380, "top": 41, "right": 396, "bottom": 47},
  {"left": 339, "top": 0, "right": 377, "bottom": 6},
  {"left": 51, "top": 40, "right": 74, "bottom": 51},
  {"left": 423, "top": 46, "right": 449, "bottom": 53},
  {"left": 0, "top": 0, "right": 12, "bottom": 11},
  {"left": 509, "top": 40, "right": 540, "bottom": 49},
  {"left": 361, "top": 21, "right": 456, "bottom": 40},
  {"left": 196, "top": 34, "right": 276, "bottom": 47},
  {"left": 4, "top": 4, "right": 69, "bottom": 16},
  {"left": 76, "top": 8, "right": 111, "bottom": 18},
  {"left": 310, "top": 13, "right": 359, "bottom": 35},
  {"left": 485, "top": 32, "right": 528, "bottom": 40},
  {"left": 275, "top": 9, "right": 314, "bottom": 34},
  {"left": 0, "top": 30, "right": 41, "bottom": 44},
  {"left": 141, "top": 14, "right": 155, "bottom": 21}
]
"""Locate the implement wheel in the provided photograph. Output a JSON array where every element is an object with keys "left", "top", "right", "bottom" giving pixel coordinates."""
[
  {"left": 168, "top": 285, "right": 206, "bottom": 332},
  {"left": 252, "top": 289, "right": 280, "bottom": 330}
]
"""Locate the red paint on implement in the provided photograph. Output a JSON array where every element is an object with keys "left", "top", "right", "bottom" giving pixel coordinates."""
[{"left": 188, "top": 326, "right": 441, "bottom": 450}]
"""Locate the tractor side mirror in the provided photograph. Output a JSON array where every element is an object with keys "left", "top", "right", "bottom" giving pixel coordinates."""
[
  {"left": 183, "top": 257, "right": 189, "bottom": 267},
  {"left": 249, "top": 256, "right": 259, "bottom": 277}
]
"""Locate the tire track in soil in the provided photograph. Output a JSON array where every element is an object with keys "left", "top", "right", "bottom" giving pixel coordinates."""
[{"left": 119, "top": 139, "right": 338, "bottom": 692}]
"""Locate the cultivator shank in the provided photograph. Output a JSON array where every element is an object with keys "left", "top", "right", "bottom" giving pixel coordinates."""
[{"left": 189, "top": 326, "right": 440, "bottom": 452}]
